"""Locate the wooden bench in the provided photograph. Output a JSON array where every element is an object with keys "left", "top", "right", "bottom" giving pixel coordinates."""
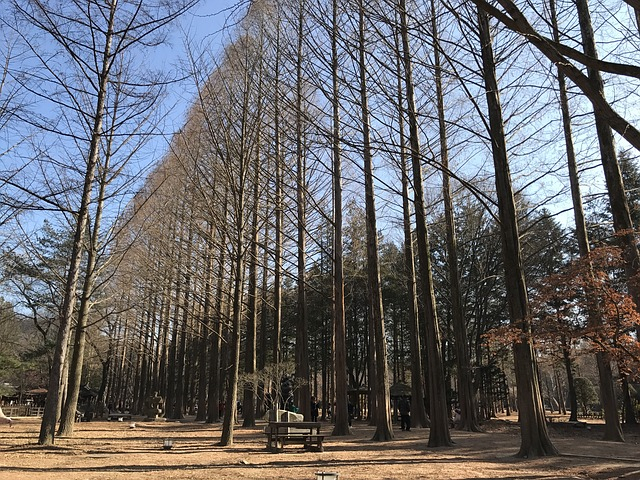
[
  {"left": 264, "top": 421, "right": 324, "bottom": 452},
  {"left": 107, "top": 413, "right": 132, "bottom": 421}
]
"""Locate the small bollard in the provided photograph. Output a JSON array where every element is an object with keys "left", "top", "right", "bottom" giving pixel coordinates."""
[
  {"left": 315, "top": 472, "right": 339, "bottom": 480},
  {"left": 163, "top": 438, "right": 174, "bottom": 450}
]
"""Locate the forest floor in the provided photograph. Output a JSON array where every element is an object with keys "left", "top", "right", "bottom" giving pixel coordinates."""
[{"left": 0, "top": 414, "right": 638, "bottom": 479}]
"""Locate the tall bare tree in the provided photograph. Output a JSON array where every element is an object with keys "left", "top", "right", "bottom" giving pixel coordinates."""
[
  {"left": 393, "top": 11, "right": 428, "bottom": 429},
  {"left": 294, "top": 0, "right": 311, "bottom": 421},
  {"left": 429, "top": 0, "right": 480, "bottom": 432},
  {"left": 547, "top": 0, "right": 623, "bottom": 442},
  {"left": 398, "top": 0, "right": 452, "bottom": 447},
  {"left": 9, "top": 0, "right": 197, "bottom": 445},
  {"left": 330, "top": 0, "right": 351, "bottom": 437},
  {"left": 477, "top": 8, "right": 557, "bottom": 457},
  {"left": 358, "top": 0, "right": 393, "bottom": 442}
]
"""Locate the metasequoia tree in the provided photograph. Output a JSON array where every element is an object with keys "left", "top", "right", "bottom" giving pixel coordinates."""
[
  {"left": 398, "top": 0, "right": 452, "bottom": 447},
  {"left": 428, "top": 0, "right": 479, "bottom": 432},
  {"left": 272, "top": 4, "right": 284, "bottom": 374},
  {"left": 29, "top": 0, "right": 118, "bottom": 444},
  {"left": 573, "top": 0, "right": 635, "bottom": 437},
  {"left": 196, "top": 29, "right": 264, "bottom": 446},
  {"left": 57, "top": 118, "right": 112, "bottom": 436},
  {"left": 325, "top": 0, "right": 350, "bottom": 437},
  {"left": 172, "top": 207, "right": 198, "bottom": 419},
  {"left": 547, "top": 0, "right": 623, "bottom": 441},
  {"left": 196, "top": 220, "right": 216, "bottom": 422},
  {"left": 357, "top": 0, "right": 393, "bottom": 441},
  {"left": 477, "top": 8, "right": 557, "bottom": 457},
  {"left": 391, "top": 6, "right": 428, "bottom": 429},
  {"left": 242, "top": 43, "right": 265, "bottom": 429},
  {"left": 8, "top": 0, "right": 197, "bottom": 445},
  {"left": 238, "top": 1, "right": 275, "bottom": 428},
  {"left": 292, "top": 0, "right": 311, "bottom": 421},
  {"left": 208, "top": 224, "right": 228, "bottom": 424},
  {"left": 164, "top": 193, "right": 192, "bottom": 420}
]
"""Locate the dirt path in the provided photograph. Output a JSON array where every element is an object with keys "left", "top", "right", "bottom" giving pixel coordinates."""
[{"left": 0, "top": 416, "right": 638, "bottom": 479}]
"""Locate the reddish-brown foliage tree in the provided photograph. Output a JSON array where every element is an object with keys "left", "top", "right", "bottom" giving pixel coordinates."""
[{"left": 488, "top": 246, "right": 640, "bottom": 382}]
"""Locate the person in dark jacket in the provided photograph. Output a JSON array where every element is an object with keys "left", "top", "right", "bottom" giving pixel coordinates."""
[
  {"left": 310, "top": 396, "right": 320, "bottom": 422},
  {"left": 398, "top": 396, "right": 411, "bottom": 431},
  {"left": 348, "top": 401, "right": 355, "bottom": 426}
]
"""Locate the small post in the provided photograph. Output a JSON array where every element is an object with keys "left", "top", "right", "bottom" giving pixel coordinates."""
[{"left": 315, "top": 472, "right": 339, "bottom": 480}]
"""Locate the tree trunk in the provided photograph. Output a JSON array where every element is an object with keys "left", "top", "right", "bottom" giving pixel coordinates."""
[
  {"left": 553, "top": 0, "right": 625, "bottom": 442},
  {"left": 393, "top": 18, "right": 428, "bottom": 429},
  {"left": 57, "top": 144, "right": 110, "bottom": 435},
  {"left": 220, "top": 248, "right": 246, "bottom": 446},
  {"left": 358, "top": 0, "right": 393, "bottom": 442},
  {"left": 273, "top": 18, "right": 283, "bottom": 371},
  {"left": 561, "top": 337, "right": 578, "bottom": 422},
  {"left": 294, "top": 0, "right": 310, "bottom": 421},
  {"left": 399, "top": 0, "right": 452, "bottom": 447},
  {"left": 38, "top": 2, "right": 116, "bottom": 446},
  {"left": 477, "top": 8, "right": 557, "bottom": 457},
  {"left": 165, "top": 299, "right": 179, "bottom": 419},
  {"left": 243, "top": 117, "right": 262, "bottom": 428},
  {"left": 331, "top": 0, "right": 351, "bottom": 437},
  {"left": 257, "top": 221, "right": 270, "bottom": 418},
  {"left": 430, "top": 0, "right": 480, "bottom": 433},
  {"left": 196, "top": 223, "right": 215, "bottom": 422},
  {"left": 622, "top": 377, "right": 637, "bottom": 425},
  {"left": 206, "top": 239, "right": 226, "bottom": 423},
  {"left": 173, "top": 221, "right": 194, "bottom": 419},
  {"left": 173, "top": 274, "right": 190, "bottom": 420}
]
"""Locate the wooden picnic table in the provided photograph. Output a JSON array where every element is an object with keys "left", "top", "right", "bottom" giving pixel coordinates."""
[
  {"left": 107, "top": 412, "right": 132, "bottom": 421},
  {"left": 264, "top": 421, "right": 324, "bottom": 452}
]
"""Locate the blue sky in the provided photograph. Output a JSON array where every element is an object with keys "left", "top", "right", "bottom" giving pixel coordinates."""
[{"left": 0, "top": 1, "right": 247, "bottom": 239}]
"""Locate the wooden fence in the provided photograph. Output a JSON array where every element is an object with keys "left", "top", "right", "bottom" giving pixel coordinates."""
[{"left": 2, "top": 405, "right": 45, "bottom": 417}]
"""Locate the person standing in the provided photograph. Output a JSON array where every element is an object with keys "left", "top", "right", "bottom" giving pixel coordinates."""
[
  {"left": 399, "top": 396, "right": 411, "bottom": 431},
  {"left": 348, "top": 401, "right": 355, "bottom": 426},
  {"left": 310, "top": 396, "right": 320, "bottom": 422}
]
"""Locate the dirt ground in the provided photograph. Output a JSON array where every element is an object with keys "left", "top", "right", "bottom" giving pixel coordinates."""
[{"left": 0, "top": 414, "right": 638, "bottom": 479}]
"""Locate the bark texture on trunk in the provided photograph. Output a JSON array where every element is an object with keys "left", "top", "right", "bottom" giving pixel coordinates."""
[
  {"left": 243, "top": 163, "right": 260, "bottom": 427},
  {"left": 548, "top": 0, "right": 623, "bottom": 441},
  {"left": 399, "top": 0, "right": 452, "bottom": 447},
  {"left": 431, "top": 0, "right": 479, "bottom": 433},
  {"left": 58, "top": 151, "right": 109, "bottom": 435},
  {"left": 220, "top": 253, "right": 245, "bottom": 446},
  {"left": 477, "top": 8, "right": 557, "bottom": 457},
  {"left": 394, "top": 32, "right": 428, "bottom": 427},
  {"left": 331, "top": 0, "right": 351, "bottom": 437},
  {"left": 358, "top": 0, "right": 393, "bottom": 442},
  {"left": 295, "top": 0, "right": 310, "bottom": 421},
  {"left": 38, "top": 2, "right": 117, "bottom": 446},
  {"left": 561, "top": 337, "right": 578, "bottom": 423}
]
